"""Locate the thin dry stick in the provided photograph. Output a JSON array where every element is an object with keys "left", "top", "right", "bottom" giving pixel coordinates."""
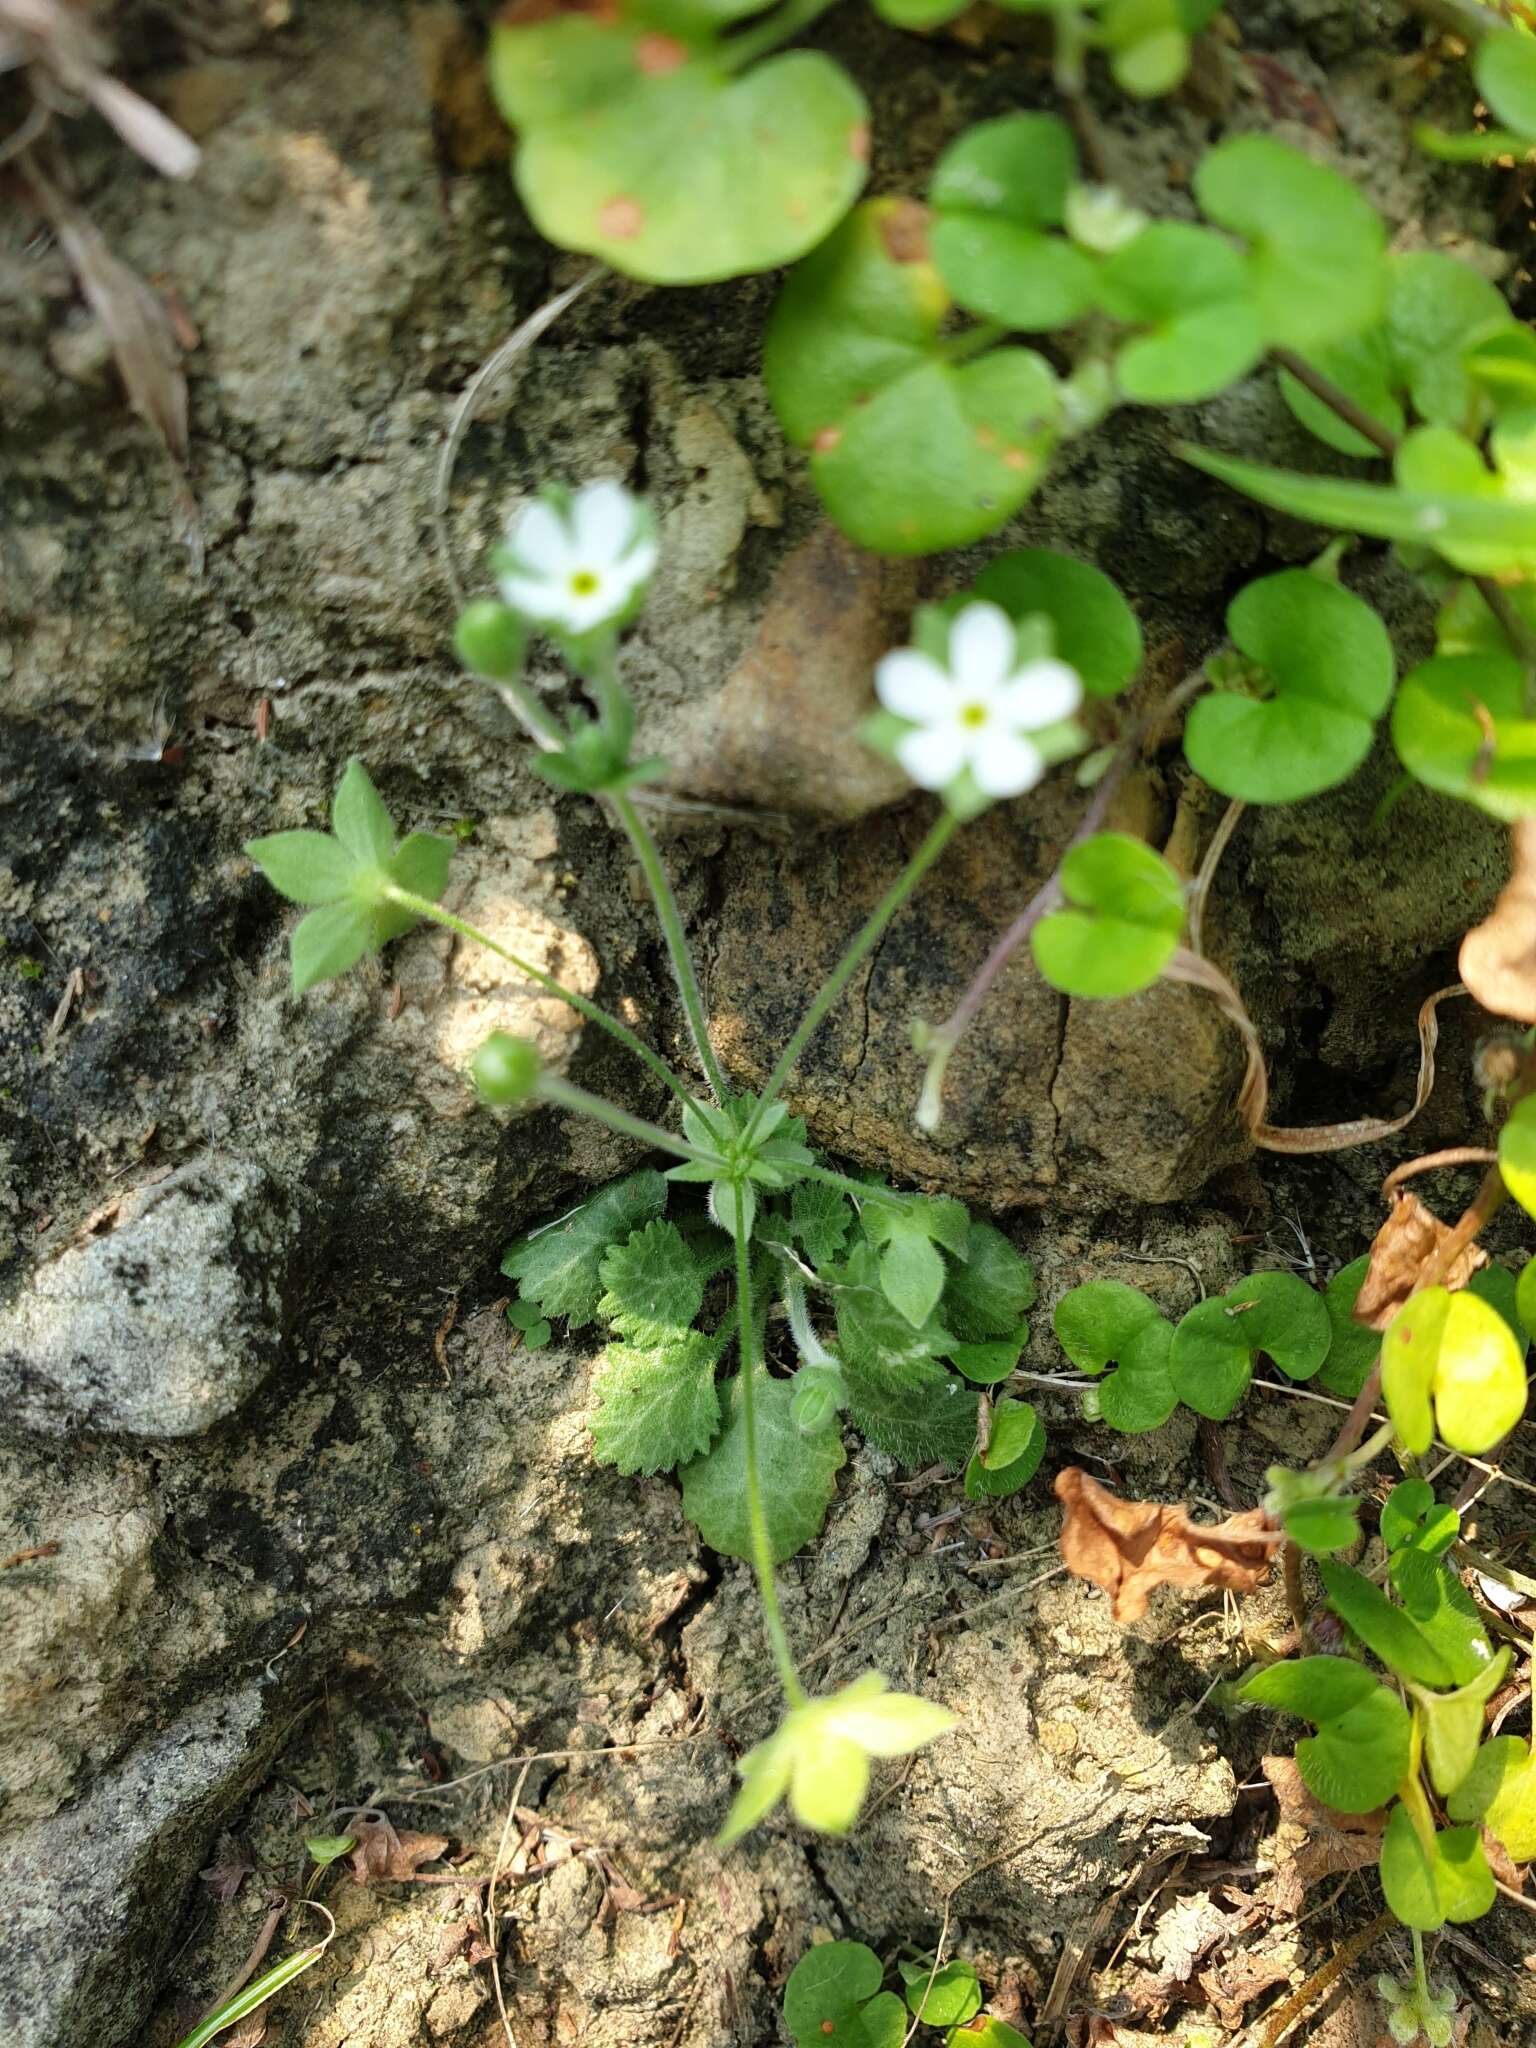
[
  {"left": 384, "top": 1724, "right": 707, "bottom": 1805},
  {"left": 486, "top": 1760, "right": 535, "bottom": 2048},
  {"left": 1381, "top": 1146, "right": 1499, "bottom": 1196},
  {"left": 1187, "top": 797, "right": 1246, "bottom": 960},
  {"left": 1249, "top": 1909, "right": 1395, "bottom": 2048}
]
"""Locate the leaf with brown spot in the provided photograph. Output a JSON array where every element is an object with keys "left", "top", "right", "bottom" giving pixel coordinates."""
[
  {"left": 348, "top": 1818, "right": 450, "bottom": 1884},
  {"left": 1352, "top": 1190, "right": 1487, "bottom": 1332},
  {"left": 1054, "top": 1466, "right": 1282, "bottom": 1623},
  {"left": 1461, "top": 819, "right": 1536, "bottom": 1023},
  {"left": 198, "top": 1834, "right": 254, "bottom": 1904}
]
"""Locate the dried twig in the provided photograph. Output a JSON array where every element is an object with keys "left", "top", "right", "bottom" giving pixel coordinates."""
[{"left": 0, "top": 1, "right": 201, "bottom": 177}]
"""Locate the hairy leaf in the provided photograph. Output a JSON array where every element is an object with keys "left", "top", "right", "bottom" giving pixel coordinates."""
[
  {"left": 589, "top": 1329, "right": 722, "bottom": 1475},
  {"left": 502, "top": 1172, "right": 668, "bottom": 1327},
  {"left": 681, "top": 1371, "right": 845, "bottom": 1562},
  {"left": 598, "top": 1219, "right": 706, "bottom": 1337}
]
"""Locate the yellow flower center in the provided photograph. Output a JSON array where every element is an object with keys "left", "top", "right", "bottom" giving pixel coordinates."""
[
  {"left": 958, "top": 701, "right": 990, "bottom": 729},
  {"left": 569, "top": 569, "right": 601, "bottom": 597}
]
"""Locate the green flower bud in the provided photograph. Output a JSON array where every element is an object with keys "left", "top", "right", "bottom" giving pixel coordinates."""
[
  {"left": 472, "top": 1031, "right": 542, "bottom": 1105},
  {"left": 791, "top": 1362, "right": 845, "bottom": 1436},
  {"left": 454, "top": 600, "right": 527, "bottom": 681}
]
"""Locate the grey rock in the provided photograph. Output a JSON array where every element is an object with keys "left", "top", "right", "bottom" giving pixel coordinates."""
[
  {"left": 0, "top": 1688, "right": 270, "bottom": 2048},
  {"left": 0, "top": 1155, "right": 294, "bottom": 1436}
]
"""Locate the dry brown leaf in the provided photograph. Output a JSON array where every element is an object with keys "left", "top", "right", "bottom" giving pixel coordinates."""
[
  {"left": 1261, "top": 1756, "right": 1384, "bottom": 1919},
  {"left": 348, "top": 1818, "right": 450, "bottom": 1884},
  {"left": 1199, "top": 1948, "right": 1294, "bottom": 2030},
  {"left": 1352, "top": 1190, "right": 1488, "bottom": 1332},
  {"left": 0, "top": 1, "right": 201, "bottom": 177},
  {"left": 1461, "top": 820, "right": 1536, "bottom": 1023},
  {"left": 432, "top": 1914, "right": 492, "bottom": 1974},
  {"left": 1054, "top": 1466, "right": 1282, "bottom": 1623},
  {"left": 198, "top": 1834, "right": 254, "bottom": 1904}
]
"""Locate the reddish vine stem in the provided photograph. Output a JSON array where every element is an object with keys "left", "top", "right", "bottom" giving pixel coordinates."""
[
  {"left": 924, "top": 672, "right": 1206, "bottom": 1067},
  {"left": 1381, "top": 1146, "right": 1499, "bottom": 1196},
  {"left": 1271, "top": 347, "right": 1536, "bottom": 673}
]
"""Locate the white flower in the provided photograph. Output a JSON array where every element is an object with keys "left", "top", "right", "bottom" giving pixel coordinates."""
[
  {"left": 876, "top": 600, "right": 1083, "bottom": 799},
  {"left": 496, "top": 480, "right": 656, "bottom": 635}
]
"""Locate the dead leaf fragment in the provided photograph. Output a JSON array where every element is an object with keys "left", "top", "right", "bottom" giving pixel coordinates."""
[
  {"left": 1260, "top": 1756, "right": 1384, "bottom": 1918},
  {"left": 348, "top": 1817, "right": 450, "bottom": 1884},
  {"left": 1352, "top": 1190, "right": 1487, "bottom": 1332},
  {"left": 1054, "top": 1466, "right": 1282, "bottom": 1623},
  {"left": 1461, "top": 819, "right": 1536, "bottom": 1023},
  {"left": 199, "top": 1834, "right": 255, "bottom": 1903}
]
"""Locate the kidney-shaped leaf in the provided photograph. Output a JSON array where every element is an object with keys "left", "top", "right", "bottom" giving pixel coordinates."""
[
  {"left": 764, "top": 200, "right": 1061, "bottom": 553},
  {"left": 1193, "top": 135, "right": 1386, "bottom": 352},
  {"left": 489, "top": 15, "right": 868, "bottom": 283},
  {"left": 973, "top": 549, "right": 1142, "bottom": 698},
  {"left": 1476, "top": 30, "right": 1536, "bottom": 138},
  {"left": 1219, "top": 1269, "right": 1333, "bottom": 1381},
  {"left": 1100, "top": 221, "right": 1264, "bottom": 404},
  {"left": 1380, "top": 1806, "right": 1496, "bottom": 1931},
  {"left": 1392, "top": 650, "right": 1536, "bottom": 821},
  {"left": 1032, "top": 832, "right": 1185, "bottom": 999},
  {"left": 1184, "top": 570, "right": 1395, "bottom": 803},
  {"left": 928, "top": 113, "right": 1098, "bottom": 333},
  {"left": 1241, "top": 1656, "right": 1409, "bottom": 1814}
]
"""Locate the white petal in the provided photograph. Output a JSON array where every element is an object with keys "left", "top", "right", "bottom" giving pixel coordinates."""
[
  {"left": 875, "top": 649, "right": 953, "bottom": 723},
  {"left": 947, "top": 601, "right": 1017, "bottom": 692},
  {"left": 497, "top": 572, "right": 570, "bottom": 622},
  {"left": 613, "top": 534, "right": 657, "bottom": 590},
  {"left": 506, "top": 499, "right": 574, "bottom": 575},
  {"left": 971, "top": 728, "right": 1045, "bottom": 797},
  {"left": 896, "top": 721, "right": 967, "bottom": 790},
  {"left": 998, "top": 657, "right": 1084, "bottom": 730},
  {"left": 570, "top": 479, "right": 638, "bottom": 566}
]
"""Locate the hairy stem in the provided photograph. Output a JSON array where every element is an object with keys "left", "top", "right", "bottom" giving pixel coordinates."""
[
  {"left": 748, "top": 810, "right": 959, "bottom": 1141},
  {"left": 919, "top": 674, "right": 1206, "bottom": 1127},
  {"left": 734, "top": 1178, "right": 807, "bottom": 1708},
  {"left": 537, "top": 1075, "right": 715, "bottom": 1164},
  {"left": 381, "top": 886, "right": 695, "bottom": 1109},
  {"left": 784, "top": 1270, "right": 833, "bottom": 1366},
  {"left": 611, "top": 791, "right": 728, "bottom": 1105}
]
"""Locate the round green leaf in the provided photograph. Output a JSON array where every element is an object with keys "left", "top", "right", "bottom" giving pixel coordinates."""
[
  {"left": 1099, "top": 222, "right": 1264, "bottom": 403},
  {"left": 974, "top": 549, "right": 1142, "bottom": 698},
  {"left": 1320, "top": 1256, "right": 1378, "bottom": 1399},
  {"left": 964, "top": 1397, "right": 1045, "bottom": 1498},
  {"left": 1185, "top": 570, "right": 1395, "bottom": 803},
  {"left": 1383, "top": 1285, "right": 1528, "bottom": 1458},
  {"left": 1283, "top": 1497, "right": 1361, "bottom": 1556},
  {"left": 929, "top": 114, "right": 1098, "bottom": 332},
  {"left": 1392, "top": 650, "right": 1536, "bottom": 820},
  {"left": 950, "top": 1339, "right": 1022, "bottom": 1385},
  {"left": 1169, "top": 1297, "right": 1253, "bottom": 1419},
  {"left": 490, "top": 20, "right": 868, "bottom": 283},
  {"left": 763, "top": 202, "right": 1061, "bottom": 554},
  {"left": 784, "top": 1941, "right": 883, "bottom": 2040},
  {"left": 1054, "top": 1278, "right": 1163, "bottom": 1374},
  {"left": 1381, "top": 1479, "right": 1459, "bottom": 1559},
  {"left": 901, "top": 1958, "right": 982, "bottom": 2027},
  {"left": 1220, "top": 1269, "right": 1332, "bottom": 1382},
  {"left": 1193, "top": 135, "right": 1386, "bottom": 352},
  {"left": 1385, "top": 251, "right": 1512, "bottom": 429},
  {"left": 1098, "top": 1319, "right": 1178, "bottom": 1434},
  {"left": 1475, "top": 30, "right": 1536, "bottom": 139},
  {"left": 1031, "top": 832, "right": 1185, "bottom": 999}
]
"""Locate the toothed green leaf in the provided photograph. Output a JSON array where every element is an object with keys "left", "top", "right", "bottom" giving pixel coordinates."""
[
  {"left": 501, "top": 1172, "right": 668, "bottom": 1328},
  {"left": 589, "top": 1329, "right": 722, "bottom": 1475},
  {"left": 681, "top": 1372, "right": 846, "bottom": 1562},
  {"left": 598, "top": 1219, "right": 707, "bottom": 1338}
]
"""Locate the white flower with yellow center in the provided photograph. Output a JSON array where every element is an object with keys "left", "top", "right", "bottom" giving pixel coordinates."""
[
  {"left": 876, "top": 599, "right": 1084, "bottom": 799},
  {"left": 495, "top": 480, "right": 656, "bottom": 636}
]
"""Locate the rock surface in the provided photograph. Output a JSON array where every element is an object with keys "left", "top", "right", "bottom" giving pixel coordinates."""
[{"left": 1, "top": 2, "right": 1530, "bottom": 2046}]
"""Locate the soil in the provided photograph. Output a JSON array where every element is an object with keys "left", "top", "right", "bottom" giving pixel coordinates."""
[{"left": 2, "top": 3, "right": 1534, "bottom": 2046}]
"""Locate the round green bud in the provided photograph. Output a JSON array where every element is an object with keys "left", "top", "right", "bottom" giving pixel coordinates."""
[
  {"left": 791, "top": 1363, "right": 844, "bottom": 1436},
  {"left": 472, "top": 1032, "right": 542, "bottom": 1105},
  {"left": 454, "top": 600, "right": 527, "bottom": 681}
]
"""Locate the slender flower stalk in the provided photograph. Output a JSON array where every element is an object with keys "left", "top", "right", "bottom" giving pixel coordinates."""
[
  {"left": 381, "top": 885, "right": 695, "bottom": 1109},
  {"left": 610, "top": 789, "right": 728, "bottom": 1104},
  {"left": 746, "top": 811, "right": 960, "bottom": 1141},
  {"left": 733, "top": 1177, "right": 807, "bottom": 1708}
]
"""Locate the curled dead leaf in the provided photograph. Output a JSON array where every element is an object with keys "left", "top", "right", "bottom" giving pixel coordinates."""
[
  {"left": 1461, "top": 819, "right": 1536, "bottom": 1024},
  {"left": 348, "top": 1817, "right": 450, "bottom": 1884},
  {"left": 1054, "top": 1466, "right": 1281, "bottom": 1624},
  {"left": 1351, "top": 1190, "right": 1487, "bottom": 1333},
  {"left": 0, "top": 1, "right": 200, "bottom": 177}
]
